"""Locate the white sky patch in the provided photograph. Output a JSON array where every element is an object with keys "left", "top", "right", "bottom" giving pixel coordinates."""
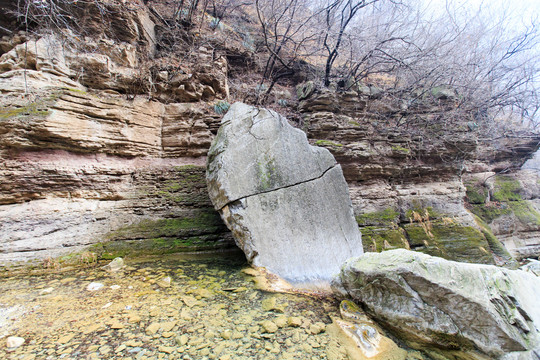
[{"left": 423, "top": 0, "right": 539, "bottom": 32}]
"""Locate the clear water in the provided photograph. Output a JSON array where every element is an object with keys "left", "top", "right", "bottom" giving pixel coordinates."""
[{"left": 0, "top": 250, "right": 343, "bottom": 359}]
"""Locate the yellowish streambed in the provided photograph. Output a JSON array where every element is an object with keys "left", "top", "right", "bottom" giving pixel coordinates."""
[{"left": 0, "top": 250, "right": 357, "bottom": 360}]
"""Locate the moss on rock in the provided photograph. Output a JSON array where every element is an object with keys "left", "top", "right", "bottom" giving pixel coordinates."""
[
  {"left": 492, "top": 176, "right": 522, "bottom": 202},
  {"left": 94, "top": 235, "right": 233, "bottom": 260},
  {"left": 403, "top": 222, "right": 495, "bottom": 264},
  {"left": 98, "top": 208, "right": 231, "bottom": 259},
  {"left": 148, "top": 165, "right": 212, "bottom": 206},
  {"left": 405, "top": 205, "right": 440, "bottom": 220},
  {"left": 472, "top": 215, "right": 517, "bottom": 268},
  {"left": 361, "top": 226, "right": 409, "bottom": 253},
  {"left": 107, "top": 208, "right": 226, "bottom": 241},
  {"left": 314, "top": 139, "right": 344, "bottom": 148},
  {"left": 508, "top": 200, "right": 540, "bottom": 226},
  {"left": 469, "top": 174, "right": 540, "bottom": 231},
  {"left": 465, "top": 181, "right": 488, "bottom": 204},
  {"left": 356, "top": 208, "right": 400, "bottom": 227}
]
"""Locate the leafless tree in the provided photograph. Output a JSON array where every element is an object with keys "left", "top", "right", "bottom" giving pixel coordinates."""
[{"left": 254, "top": 0, "right": 320, "bottom": 103}]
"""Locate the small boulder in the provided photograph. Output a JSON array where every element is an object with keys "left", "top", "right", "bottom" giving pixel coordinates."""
[
  {"left": 260, "top": 320, "right": 279, "bottom": 333},
  {"left": 86, "top": 282, "right": 104, "bottom": 291}
]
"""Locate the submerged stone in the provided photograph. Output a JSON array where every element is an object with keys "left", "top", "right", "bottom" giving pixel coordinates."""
[
  {"left": 206, "top": 102, "right": 363, "bottom": 284},
  {"left": 334, "top": 249, "right": 540, "bottom": 358},
  {"left": 6, "top": 336, "right": 24, "bottom": 349}
]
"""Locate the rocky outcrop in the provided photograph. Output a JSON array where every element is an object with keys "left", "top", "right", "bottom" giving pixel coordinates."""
[
  {"left": 0, "top": 9, "right": 233, "bottom": 265},
  {"left": 206, "top": 103, "right": 363, "bottom": 284},
  {"left": 334, "top": 249, "right": 540, "bottom": 359},
  {"left": 1, "top": 0, "right": 539, "bottom": 266},
  {"left": 465, "top": 170, "right": 540, "bottom": 259},
  {"left": 297, "top": 83, "right": 540, "bottom": 262}
]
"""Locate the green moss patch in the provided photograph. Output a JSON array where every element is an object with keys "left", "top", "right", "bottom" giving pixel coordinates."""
[
  {"left": 470, "top": 203, "right": 512, "bottom": 223},
  {"left": 403, "top": 222, "right": 495, "bottom": 264},
  {"left": 107, "top": 208, "right": 226, "bottom": 241},
  {"left": 361, "top": 226, "right": 409, "bottom": 253},
  {"left": 472, "top": 215, "right": 517, "bottom": 268},
  {"left": 98, "top": 208, "right": 231, "bottom": 259},
  {"left": 0, "top": 104, "right": 51, "bottom": 120},
  {"left": 149, "top": 166, "right": 211, "bottom": 206},
  {"left": 405, "top": 205, "right": 440, "bottom": 220},
  {"left": 465, "top": 181, "right": 488, "bottom": 204},
  {"left": 492, "top": 176, "right": 522, "bottom": 202},
  {"left": 256, "top": 154, "right": 281, "bottom": 191},
  {"left": 391, "top": 145, "right": 410, "bottom": 155},
  {"left": 508, "top": 200, "right": 540, "bottom": 226},
  {"left": 356, "top": 208, "right": 400, "bottom": 226},
  {"left": 314, "top": 139, "right": 344, "bottom": 148},
  {"left": 93, "top": 235, "right": 234, "bottom": 260},
  {"left": 0, "top": 88, "right": 80, "bottom": 121}
]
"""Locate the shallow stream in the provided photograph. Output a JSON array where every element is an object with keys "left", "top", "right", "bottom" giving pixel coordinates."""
[{"left": 0, "top": 250, "right": 356, "bottom": 360}]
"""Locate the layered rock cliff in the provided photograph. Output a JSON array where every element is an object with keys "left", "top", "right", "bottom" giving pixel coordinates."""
[
  {"left": 1, "top": 0, "right": 539, "bottom": 266},
  {"left": 0, "top": 2, "right": 233, "bottom": 264}
]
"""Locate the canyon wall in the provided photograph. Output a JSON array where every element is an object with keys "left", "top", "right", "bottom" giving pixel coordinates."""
[{"left": 1, "top": 1, "right": 539, "bottom": 266}]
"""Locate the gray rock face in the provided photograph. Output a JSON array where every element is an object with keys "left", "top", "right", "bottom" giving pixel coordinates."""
[
  {"left": 334, "top": 249, "right": 540, "bottom": 358},
  {"left": 207, "top": 102, "right": 363, "bottom": 284}
]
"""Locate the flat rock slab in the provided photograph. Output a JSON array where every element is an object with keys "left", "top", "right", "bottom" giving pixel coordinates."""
[
  {"left": 207, "top": 103, "right": 363, "bottom": 284},
  {"left": 334, "top": 249, "right": 540, "bottom": 358}
]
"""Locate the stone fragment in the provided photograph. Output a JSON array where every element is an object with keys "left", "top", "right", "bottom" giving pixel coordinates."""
[
  {"left": 103, "top": 257, "right": 124, "bottom": 272},
  {"left": 287, "top": 317, "right": 303, "bottom": 327},
  {"left": 206, "top": 103, "right": 363, "bottom": 283},
  {"left": 160, "top": 321, "right": 177, "bottom": 332},
  {"left": 86, "top": 282, "right": 104, "bottom": 291},
  {"left": 274, "top": 315, "right": 288, "bottom": 328},
  {"left": 110, "top": 321, "right": 124, "bottom": 329},
  {"left": 261, "top": 297, "right": 285, "bottom": 312},
  {"left": 158, "top": 346, "right": 174, "bottom": 354},
  {"left": 181, "top": 295, "right": 198, "bottom": 307},
  {"left": 156, "top": 276, "right": 171, "bottom": 288},
  {"left": 308, "top": 322, "right": 326, "bottom": 335},
  {"left": 39, "top": 287, "right": 54, "bottom": 295},
  {"left": 6, "top": 336, "right": 25, "bottom": 349},
  {"left": 261, "top": 320, "right": 278, "bottom": 333},
  {"left": 177, "top": 334, "right": 189, "bottom": 346},
  {"left": 335, "top": 249, "right": 540, "bottom": 358},
  {"left": 146, "top": 322, "right": 161, "bottom": 335},
  {"left": 57, "top": 333, "right": 74, "bottom": 344}
]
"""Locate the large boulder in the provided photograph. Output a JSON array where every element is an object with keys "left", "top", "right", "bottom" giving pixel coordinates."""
[
  {"left": 206, "top": 102, "right": 363, "bottom": 284},
  {"left": 334, "top": 249, "right": 540, "bottom": 358}
]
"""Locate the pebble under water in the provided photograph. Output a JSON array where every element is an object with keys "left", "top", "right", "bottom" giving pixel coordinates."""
[{"left": 0, "top": 250, "right": 356, "bottom": 360}]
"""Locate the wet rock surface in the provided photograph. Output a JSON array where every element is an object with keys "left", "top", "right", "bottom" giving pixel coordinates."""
[
  {"left": 335, "top": 249, "right": 540, "bottom": 358},
  {"left": 207, "top": 103, "right": 363, "bottom": 284}
]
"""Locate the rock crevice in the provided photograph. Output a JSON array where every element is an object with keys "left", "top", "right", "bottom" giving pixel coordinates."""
[{"left": 219, "top": 163, "right": 339, "bottom": 211}]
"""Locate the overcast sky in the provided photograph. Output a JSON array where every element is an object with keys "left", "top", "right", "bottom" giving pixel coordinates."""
[{"left": 423, "top": 0, "right": 539, "bottom": 32}]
